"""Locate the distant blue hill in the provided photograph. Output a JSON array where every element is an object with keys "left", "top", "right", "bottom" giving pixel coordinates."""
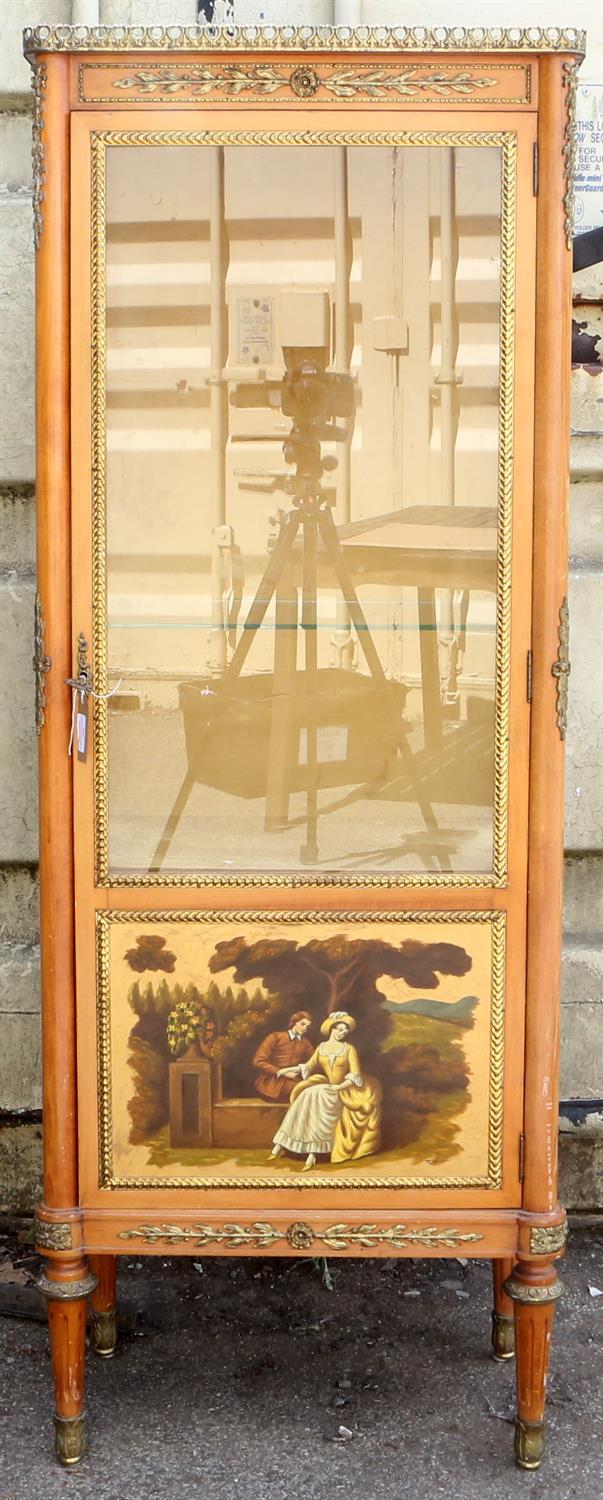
[{"left": 382, "top": 995, "right": 479, "bottom": 1027}]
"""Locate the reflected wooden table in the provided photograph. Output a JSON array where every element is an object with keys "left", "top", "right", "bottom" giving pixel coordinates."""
[{"left": 330, "top": 503, "right": 498, "bottom": 748}]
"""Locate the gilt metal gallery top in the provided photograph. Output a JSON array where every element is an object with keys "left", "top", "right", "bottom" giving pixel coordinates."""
[{"left": 23, "top": 23, "right": 586, "bottom": 60}]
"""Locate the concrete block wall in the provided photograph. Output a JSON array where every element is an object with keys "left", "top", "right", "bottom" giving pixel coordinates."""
[
  {"left": 0, "top": 0, "right": 601, "bottom": 1211},
  {"left": 0, "top": 5, "right": 49, "bottom": 1212}
]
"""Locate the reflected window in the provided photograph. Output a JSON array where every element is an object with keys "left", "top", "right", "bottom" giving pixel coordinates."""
[{"left": 102, "top": 140, "right": 503, "bottom": 875}]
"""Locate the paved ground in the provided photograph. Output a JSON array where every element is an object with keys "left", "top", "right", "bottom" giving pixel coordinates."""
[{"left": 0, "top": 1225, "right": 602, "bottom": 1500}]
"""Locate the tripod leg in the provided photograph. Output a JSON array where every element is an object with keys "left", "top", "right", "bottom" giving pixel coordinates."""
[
  {"left": 300, "top": 513, "right": 319, "bottom": 864},
  {"left": 417, "top": 587, "right": 443, "bottom": 748},
  {"left": 150, "top": 517, "right": 302, "bottom": 870},
  {"left": 225, "top": 511, "right": 301, "bottom": 682},
  {"left": 317, "top": 508, "right": 449, "bottom": 865},
  {"left": 265, "top": 562, "right": 298, "bottom": 832},
  {"left": 148, "top": 770, "right": 195, "bottom": 873}
]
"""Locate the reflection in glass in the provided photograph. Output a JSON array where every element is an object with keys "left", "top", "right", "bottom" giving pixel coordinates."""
[{"left": 103, "top": 141, "right": 502, "bottom": 875}]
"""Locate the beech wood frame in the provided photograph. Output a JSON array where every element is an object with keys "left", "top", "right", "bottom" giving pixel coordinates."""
[{"left": 31, "top": 39, "right": 575, "bottom": 1470}]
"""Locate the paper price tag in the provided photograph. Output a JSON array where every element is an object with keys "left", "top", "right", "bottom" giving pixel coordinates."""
[{"left": 76, "top": 699, "right": 88, "bottom": 761}]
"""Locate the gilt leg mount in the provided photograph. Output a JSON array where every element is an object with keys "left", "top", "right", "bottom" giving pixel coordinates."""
[
  {"left": 37, "top": 1270, "right": 98, "bottom": 1302},
  {"left": 502, "top": 1275, "right": 563, "bottom": 1305},
  {"left": 90, "top": 1306, "right": 118, "bottom": 1358},
  {"left": 514, "top": 1418, "right": 545, "bottom": 1471},
  {"left": 37, "top": 1267, "right": 97, "bottom": 1466},
  {"left": 491, "top": 1258, "right": 515, "bottom": 1361},
  {"left": 88, "top": 1253, "right": 118, "bottom": 1357},
  {"left": 491, "top": 1311, "right": 515, "bottom": 1361},
  {"left": 54, "top": 1415, "right": 87, "bottom": 1467}
]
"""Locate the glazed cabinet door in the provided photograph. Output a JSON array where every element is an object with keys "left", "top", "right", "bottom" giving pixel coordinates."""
[{"left": 69, "top": 106, "right": 536, "bottom": 1216}]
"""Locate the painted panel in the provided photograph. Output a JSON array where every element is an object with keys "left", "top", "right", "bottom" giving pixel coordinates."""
[{"left": 97, "top": 909, "right": 505, "bottom": 1190}]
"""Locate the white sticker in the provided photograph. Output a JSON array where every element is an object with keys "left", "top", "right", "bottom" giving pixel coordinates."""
[
  {"left": 237, "top": 297, "right": 273, "bottom": 365},
  {"left": 575, "top": 84, "right": 603, "bottom": 234},
  {"left": 76, "top": 711, "right": 87, "bottom": 756},
  {"left": 299, "top": 725, "right": 348, "bottom": 765}
]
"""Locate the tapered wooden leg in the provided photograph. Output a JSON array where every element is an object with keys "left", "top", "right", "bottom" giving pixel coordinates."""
[
  {"left": 504, "top": 1260, "right": 563, "bottom": 1470},
  {"left": 491, "top": 1257, "right": 515, "bottom": 1360},
  {"left": 37, "top": 1258, "right": 97, "bottom": 1465},
  {"left": 88, "top": 1254, "right": 118, "bottom": 1358}
]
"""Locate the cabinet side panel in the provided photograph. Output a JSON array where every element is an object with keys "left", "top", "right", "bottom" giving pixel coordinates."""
[
  {"left": 523, "top": 58, "right": 572, "bottom": 1214},
  {"left": 35, "top": 56, "right": 78, "bottom": 1209}
]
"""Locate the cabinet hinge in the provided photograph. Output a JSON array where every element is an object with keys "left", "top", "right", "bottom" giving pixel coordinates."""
[
  {"left": 533, "top": 141, "right": 539, "bottom": 196},
  {"left": 526, "top": 649, "right": 533, "bottom": 703},
  {"left": 519, "top": 1133, "right": 526, "bottom": 1183}
]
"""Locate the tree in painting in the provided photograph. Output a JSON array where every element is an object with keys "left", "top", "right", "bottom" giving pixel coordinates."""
[{"left": 208, "top": 934, "right": 474, "bottom": 1152}]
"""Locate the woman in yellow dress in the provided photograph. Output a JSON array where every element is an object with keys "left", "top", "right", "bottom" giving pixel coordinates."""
[{"left": 270, "top": 1011, "right": 382, "bottom": 1170}]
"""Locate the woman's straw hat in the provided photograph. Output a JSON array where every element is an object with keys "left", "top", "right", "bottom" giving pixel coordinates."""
[{"left": 320, "top": 1010, "right": 356, "bottom": 1036}]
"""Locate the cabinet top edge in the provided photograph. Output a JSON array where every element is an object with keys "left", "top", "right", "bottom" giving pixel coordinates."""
[{"left": 23, "top": 24, "right": 586, "bottom": 62}]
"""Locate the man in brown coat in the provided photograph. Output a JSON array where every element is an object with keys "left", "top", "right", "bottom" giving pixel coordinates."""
[{"left": 252, "top": 1012, "right": 313, "bottom": 1102}]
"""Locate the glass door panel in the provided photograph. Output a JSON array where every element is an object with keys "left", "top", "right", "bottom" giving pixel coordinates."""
[{"left": 101, "top": 137, "right": 507, "bottom": 877}]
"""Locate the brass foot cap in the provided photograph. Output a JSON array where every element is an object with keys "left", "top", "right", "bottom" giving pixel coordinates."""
[
  {"left": 491, "top": 1311, "right": 515, "bottom": 1361},
  {"left": 54, "top": 1414, "right": 86, "bottom": 1466},
  {"left": 90, "top": 1307, "right": 118, "bottom": 1357},
  {"left": 514, "top": 1418, "right": 544, "bottom": 1470}
]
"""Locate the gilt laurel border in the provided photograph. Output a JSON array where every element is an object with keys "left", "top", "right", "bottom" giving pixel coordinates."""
[
  {"left": 95, "top": 906, "right": 505, "bottom": 1192},
  {"left": 90, "top": 126, "right": 516, "bottom": 892},
  {"left": 118, "top": 1220, "right": 484, "bottom": 1251},
  {"left": 23, "top": 24, "right": 586, "bottom": 58},
  {"left": 78, "top": 59, "right": 531, "bottom": 108}
]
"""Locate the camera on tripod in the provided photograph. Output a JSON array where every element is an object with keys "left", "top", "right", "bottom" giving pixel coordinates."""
[
  {"left": 230, "top": 291, "right": 355, "bottom": 500},
  {"left": 150, "top": 289, "right": 426, "bottom": 871}
]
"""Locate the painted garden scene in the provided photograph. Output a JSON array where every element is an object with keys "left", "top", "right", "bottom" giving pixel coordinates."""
[{"left": 105, "top": 915, "right": 498, "bottom": 1185}]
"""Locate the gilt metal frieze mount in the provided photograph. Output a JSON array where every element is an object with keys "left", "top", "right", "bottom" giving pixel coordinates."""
[
  {"left": 23, "top": 24, "right": 586, "bottom": 58},
  {"left": 33, "top": 592, "right": 51, "bottom": 733},
  {"left": 551, "top": 596, "right": 570, "bottom": 740},
  {"left": 31, "top": 61, "right": 47, "bottom": 251},
  {"left": 34, "top": 1215, "right": 73, "bottom": 1252},
  {"left": 107, "top": 62, "right": 507, "bottom": 105},
  {"left": 120, "top": 1221, "right": 483, "bottom": 1252},
  {"left": 529, "top": 1222, "right": 568, "bottom": 1255},
  {"left": 562, "top": 61, "right": 580, "bottom": 248}
]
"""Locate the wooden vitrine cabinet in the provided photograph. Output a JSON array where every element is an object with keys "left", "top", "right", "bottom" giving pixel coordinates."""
[{"left": 25, "top": 22, "right": 582, "bottom": 1470}]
